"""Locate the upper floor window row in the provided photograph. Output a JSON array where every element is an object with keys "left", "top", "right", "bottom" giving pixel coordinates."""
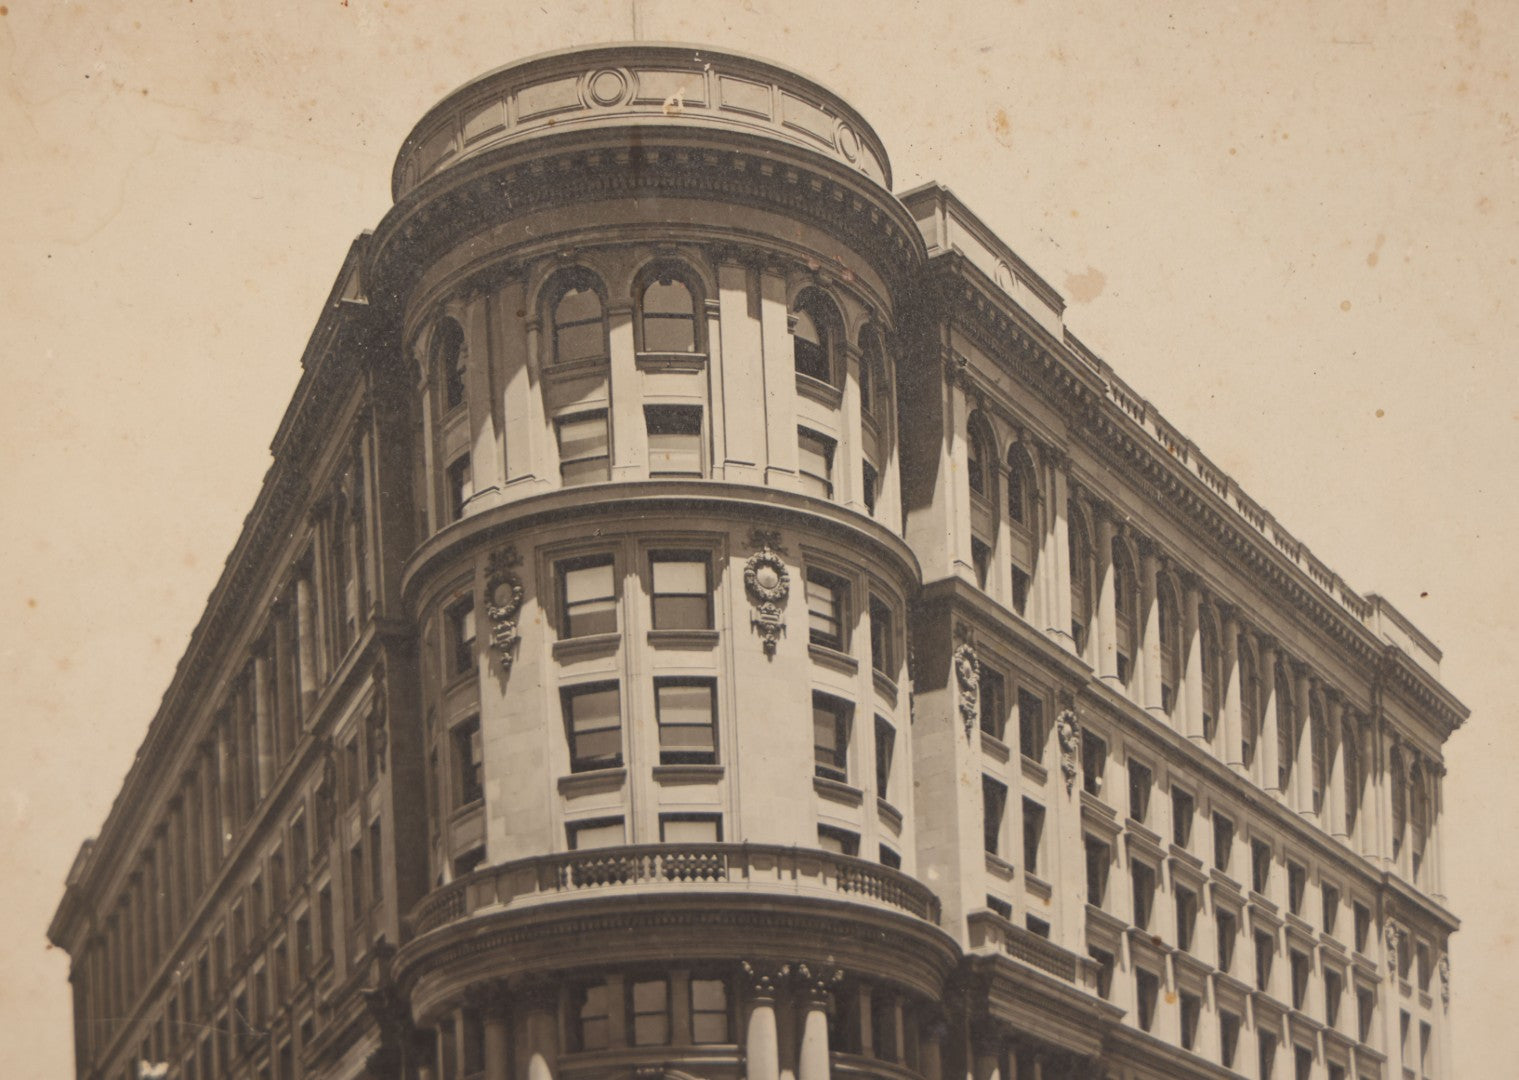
[
  {"left": 556, "top": 550, "right": 716, "bottom": 640},
  {"left": 544, "top": 263, "right": 706, "bottom": 364}
]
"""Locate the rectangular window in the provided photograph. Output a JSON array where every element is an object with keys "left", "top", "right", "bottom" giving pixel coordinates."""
[
  {"left": 1294, "top": 1045, "right": 1312, "bottom": 1080},
  {"left": 1022, "top": 799, "right": 1045, "bottom": 875},
  {"left": 862, "top": 460, "right": 878, "bottom": 515},
  {"left": 446, "top": 596, "right": 476, "bottom": 677},
  {"left": 817, "top": 825, "right": 860, "bottom": 856},
  {"left": 1171, "top": 787, "right": 1194, "bottom": 848},
  {"left": 982, "top": 776, "right": 1008, "bottom": 856},
  {"left": 1252, "top": 838, "right": 1273, "bottom": 895},
  {"left": 1088, "top": 948, "right": 1114, "bottom": 999},
  {"left": 870, "top": 988, "right": 899, "bottom": 1061},
  {"left": 1135, "top": 969, "right": 1159, "bottom": 1032},
  {"left": 1357, "top": 988, "right": 1375, "bottom": 1043},
  {"left": 348, "top": 842, "right": 364, "bottom": 919},
  {"left": 1131, "top": 862, "right": 1156, "bottom": 930},
  {"left": 1017, "top": 688, "right": 1045, "bottom": 762},
  {"left": 1354, "top": 902, "right": 1371, "bottom": 953},
  {"left": 879, "top": 845, "right": 901, "bottom": 869},
  {"left": 368, "top": 819, "right": 383, "bottom": 906},
  {"left": 1256, "top": 931, "right": 1275, "bottom": 991},
  {"left": 645, "top": 405, "right": 704, "bottom": 476},
  {"left": 1220, "top": 1011, "right": 1240, "bottom": 1069},
  {"left": 452, "top": 716, "right": 484, "bottom": 806},
  {"left": 797, "top": 428, "right": 835, "bottom": 499},
  {"left": 1290, "top": 949, "right": 1310, "bottom": 1009},
  {"left": 446, "top": 454, "right": 472, "bottom": 521},
  {"left": 1025, "top": 914, "right": 1050, "bottom": 938},
  {"left": 979, "top": 666, "right": 1007, "bottom": 740},
  {"left": 868, "top": 595, "right": 895, "bottom": 677},
  {"left": 1417, "top": 942, "right": 1432, "bottom": 992},
  {"left": 1322, "top": 883, "right": 1340, "bottom": 938},
  {"left": 659, "top": 814, "right": 722, "bottom": 843},
  {"left": 1259, "top": 1033, "right": 1277, "bottom": 1080},
  {"left": 1214, "top": 812, "right": 1234, "bottom": 873},
  {"left": 1420, "top": 1020, "right": 1432, "bottom": 1078},
  {"left": 1082, "top": 732, "right": 1107, "bottom": 796},
  {"left": 812, "top": 693, "right": 851, "bottom": 782},
  {"left": 1176, "top": 887, "right": 1198, "bottom": 952},
  {"left": 317, "top": 886, "right": 333, "bottom": 960},
  {"left": 1288, "top": 861, "right": 1307, "bottom": 915},
  {"left": 567, "top": 817, "right": 626, "bottom": 851},
  {"left": 1217, "top": 909, "right": 1237, "bottom": 972},
  {"left": 805, "top": 568, "right": 848, "bottom": 651},
  {"left": 559, "top": 556, "right": 617, "bottom": 638},
  {"left": 874, "top": 716, "right": 895, "bottom": 798},
  {"left": 1084, "top": 835, "right": 1110, "bottom": 907},
  {"left": 564, "top": 682, "right": 622, "bottom": 772},
  {"left": 655, "top": 678, "right": 718, "bottom": 765},
  {"left": 649, "top": 552, "right": 711, "bottom": 630},
  {"left": 571, "top": 981, "right": 611, "bottom": 1051},
  {"left": 690, "top": 977, "right": 731, "bottom": 1045},
  {"left": 1325, "top": 967, "right": 1343, "bottom": 1029},
  {"left": 1128, "top": 760, "right": 1152, "bottom": 823},
  {"left": 1011, "top": 566, "right": 1031, "bottom": 616},
  {"left": 290, "top": 816, "right": 309, "bottom": 876},
  {"left": 971, "top": 539, "right": 991, "bottom": 590},
  {"left": 557, "top": 411, "right": 611, "bottom": 485},
  {"left": 295, "top": 914, "right": 311, "bottom": 980},
  {"left": 1180, "top": 991, "right": 1201, "bottom": 1051}
]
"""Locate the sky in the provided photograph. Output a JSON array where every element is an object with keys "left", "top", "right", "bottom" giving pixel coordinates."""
[{"left": 2, "top": 1, "right": 1515, "bottom": 1075}]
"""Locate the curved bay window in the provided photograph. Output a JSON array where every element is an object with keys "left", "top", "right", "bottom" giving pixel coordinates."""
[
  {"left": 431, "top": 319, "right": 467, "bottom": 413},
  {"left": 549, "top": 270, "right": 608, "bottom": 364},
  {"left": 791, "top": 289, "right": 839, "bottom": 383},
  {"left": 636, "top": 267, "right": 702, "bottom": 353}
]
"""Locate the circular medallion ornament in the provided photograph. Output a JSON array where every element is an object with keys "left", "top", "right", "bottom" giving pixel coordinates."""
[
  {"left": 744, "top": 542, "right": 790, "bottom": 656},
  {"left": 836, "top": 121, "right": 861, "bottom": 164},
  {"left": 587, "top": 69, "right": 630, "bottom": 107}
]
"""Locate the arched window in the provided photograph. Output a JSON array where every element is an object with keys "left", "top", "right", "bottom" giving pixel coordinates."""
[
  {"left": 966, "top": 415, "right": 991, "bottom": 498},
  {"left": 1157, "top": 578, "right": 1180, "bottom": 716},
  {"left": 431, "top": 319, "right": 466, "bottom": 413},
  {"left": 1113, "top": 540, "right": 1137, "bottom": 688},
  {"left": 637, "top": 268, "right": 700, "bottom": 353},
  {"left": 549, "top": 271, "right": 607, "bottom": 364},
  {"left": 1006, "top": 444, "right": 1036, "bottom": 527},
  {"left": 792, "top": 290, "right": 839, "bottom": 383},
  {"left": 1199, "top": 606, "right": 1219, "bottom": 741},
  {"left": 1068, "top": 507, "right": 1092, "bottom": 653},
  {"left": 859, "top": 328, "right": 886, "bottom": 418}
]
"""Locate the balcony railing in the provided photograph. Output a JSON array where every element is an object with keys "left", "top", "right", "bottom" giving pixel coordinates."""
[{"left": 411, "top": 843, "right": 942, "bottom": 936}]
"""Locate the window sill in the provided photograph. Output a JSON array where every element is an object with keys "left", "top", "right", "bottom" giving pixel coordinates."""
[
  {"left": 545, "top": 355, "right": 609, "bottom": 379},
  {"left": 876, "top": 797, "right": 903, "bottom": 834},
  {"left": 1024, "top": 872, "right": 1053, "bottom": 902},
  {"left": 984, "top": 852, "right": 1016, "bottom": 881},
  {"left": 808, "top": 643, "right": 858, "bottom": 675},
  {"left": 647, "top": 629, "right": 720, "bottom": 650},
  {"left": 636, "top": 350, "right": 708, "bottom": 373},
  {"left": 653, "top": 763, "right": 724, "bottom": 785},
  {"left": 980, "top": 730, "right": 1011, "bottom": 763},
  {"left": 553, "top": 633, "right": 622, "bottom": 661},
  {"left": 871, "top": 669, "right": 899, "bottom": 704},
  {"left": 814, "top": 775, "right": 864, "bottom": 808},
  {"left": 1020, "top": 755, "right": 1049, "bottom": 786},
  {"left": 796, "top": 373, "right": 844, "bottom": 409},
  {"left": 557, "top": 768, "right": 627, "bottom": 798}
]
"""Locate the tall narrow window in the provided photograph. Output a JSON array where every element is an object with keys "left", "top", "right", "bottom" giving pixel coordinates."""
[
  {"left": 1158, "top": 582, "right": 1180, "bottom": 715},
  {"left": 1199, "top": 609, "right": 1219, "bottom": 741},
  {"left": 1180, "top": 992, "right": 1201, "bottom": 1051},
  {"left": 1017, "top": 688, "right": 1045, "bottom": 762},
  {"left": 446, "top": 596, "right": 476, "bottom": 678},
  {"left": 812, "top": 693, "right": 851, "bottom": 782},
  {"left": 552, "top": 276, "right": 606, "bottom": 364},
  {"left": 868, "top": 595, "right": 895, "bottom": 678},
  {"left": 1128, "top": 760, "right": 1152, "bottom": 823},
  {"left": 1311, "top": 693, "right": 1328, "bottom": 813},
  {"left": 980, "top": 666, "right": 1007, "bottom": 740},
  {"left": 1172, "top": 787, "right": 1195, "bottom": 848},
  {"left": 1022, "top": 799, "right": 1045, "bottom": 875},
  {"left": 563, "top": 683, "right": 622, "bottom": 773},
  {"left": 982, "top": 776, "right": 1008, "bottom": 856},
  {"left": 557, "top": 411, "right": 611, "bottom": 485},
  {"left": 559, "top": 556, "right": 617, "bottom": 638},
  {"left": 1220, "top": 1012, "right": 1241, "bottom": 1069},
  {"left": 1277, "top": 663, "right": 1297, "bottom": 792},
  {"left": 971, "top": 538, "right": 991, "bottom": 590},
  {"left": 1343, "top": 717, "right": 1361, "bottom": 834},
  {"left": 1411, "top": 764, "right": 1429, "bottom": 881},
  {"left": 1084, "top": 835, "right": 1110, "bottom": 907},
  {"left": 1135, "top": 969, "right": 1159, "bottom": 1032},
  {"left": 645, "top": 405, "right": 703, "bottom": 477},
  {"left": 1082, "top": 731, "right": 1107, "bottom": 796},
  {"left": 1240, "top": 642, "right": 1260, "bottom": 769},
  {"left": 452, "top": 716, "right": 483, "bottom": 807},
  {"left": 861, "top": 460, "right": 879, "bottom": 515},
  {"left": 1252, "top": 838, "right": 1273, "bottom": 895},
  {"left": 805, "top": 568, "right": 848, "bottom": 651},
  {"left": 655, "top": 678, "right": 717, "bottom": 765},
  {"left": 1217, "top": 909, "right": 1237, "bottom": 972},
  {"left": 797, "top": 428, "right": 836, "bottom": 499},
  {"left": 792, "top": 292, "right": 834, "bottom": 382},
  {"left": 690, "top": 978, "right": 731, "bottom": 1044},
  {"left": 1069, "top": 511, "right": 1091, "bottom": 651},
  {"left": 446, "top": 454, "right": 472, "bottom": 522},
  {"left": 432, "top": 320, "right": 466, "bottom": 413},
  {"left": 1214, "top": 813, "right": 1234, "bottom": 872},
  {"left": 570, "top": 981, "right": 612, "bottom": 1051},
  {"left": 1131, "top": 862, "right": 1156, "bottom": 929},
  {"left": 1006, "top": 446, "right": 1032, "bottom": 525},
  {"left": 1113, "top": 541, "right": 1137, "bottom": 687},
  {"left": 639, "top": 274, "right": 698, "bottom": 353},
  {"left": 650, "top": 552, "right": 711, "bottom": 631},
  {"left": 967, "top": 420, "right": 989, "bottom": 497},
  {"left": 1255, "top": 931, "right": 1275, "bottom": 991},
  {"left": 874, "top": 716, "right": 895, "bottom": 798}
]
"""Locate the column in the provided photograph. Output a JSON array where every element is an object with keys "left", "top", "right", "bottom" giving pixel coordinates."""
[
  {"left": 296, "top": 573, "right": 319, "bottom": 717},
  {"left": 1294, "top": 669, "right": 1315, "bottom": 815},
  {"left": 795, "top": 965, "right": 840, "bottom": 1080},
  {"left": 1048, "top": 461, "right": 1074, "bottom": 649},
  {"left": 972, "top": 1031, "right": 1003, "bottom": 1080},
  {"left": 215, "top": 712, "right": 236, "bottom": 849},
  {"left": 759, "top": 264, "right": 799, "bottom": 488},
  {"left": 1139, "top": 544, "right": 1162, "bottom": 714},
  {"left": 1221, "top": 610, "right": 1244, "bottom": 771},
  {"left": 523, "top": 1005, "right": 556, "bottom": 1080},
  {"left": 919, "top": 1010, "right": 945, "bottom": 1080},
  {"left": 1259, "top": 639, "right": 1281, "bottom": 794},
  {"left": 237, "top": 671, "right": 258, "bottom": 822},
  {"left": 1095, "top": 512, "right": 1117, "bottom": 682},
  {"left": 991, "top": 457, "right": 1016, "bottom": 607},
  {"left": 417, "top": 357, "right": 440, "bottom": 532},
  {"left": 198, "top": 743, "right": 218, "bottom": 880},
  {"left": 484, "top": 1008, "right": 510, "bottom": 1080},
  {"left": 716, "top": 258, "right": 763, "bottom": 482},
  {"left": 464, "top": 289, "right": 505, "bottom": 509},
  {"left": 743, "top": 962, "right": 785, "bottom": 1080},
  {"left": 356, "top": 427, "right": 380, "bottom": 616},
  {"left": 1326, "top": 694, "right": 1347, "bottom": 837},
  {"left": 1431, "top": 764, "right": 1448, "bottom": 902},
  {"left": 273, "top": 602, "right": 296, "bottom": 753},
  {"left": 839, "top": 343, "right": 864, "bottom": 510},
  {"left": 253, "top": 650, "right": 274, "bottom": 799},
  {"left": 307, "top": 505, "right": 333, "bottom": 682},
  {"left": 496, "top": 277, "right": 542, "bottom": 490},
  {"left": 1182, "top": 580, "right": 1205, "bottom": 742}
]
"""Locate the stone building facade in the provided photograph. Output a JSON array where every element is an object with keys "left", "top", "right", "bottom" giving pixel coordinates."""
[{"left": 49, "top": 44, "right": 1465, "bottom": 1080}]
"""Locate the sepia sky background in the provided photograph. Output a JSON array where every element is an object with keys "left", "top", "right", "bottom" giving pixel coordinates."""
[{"left": 3, "top": 1, "right": 1516, "bottom": 1074}]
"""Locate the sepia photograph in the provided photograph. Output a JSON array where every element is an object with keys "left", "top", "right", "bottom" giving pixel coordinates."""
[{"left": 2, "top": 3, "right": 1515, "bottom": 1078}]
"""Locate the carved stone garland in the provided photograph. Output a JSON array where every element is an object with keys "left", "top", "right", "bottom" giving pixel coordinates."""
[
  {"left": 744, "top": 530, "right": 790, "bottom": 656},
  {"left": 485, "top": 545, "right": 525, "bottom": 673},
  {"left": 1057, "top": 709, "right": 1081, "bottom": 794},
  {"left": 1438, "top": 954, "right": 1450, "bottom": 1011},
  {"left": 953, "top": 623, "right": 979, "bottom": 739},
  {"left": 1384, "top": 922, "right": 1402, "bottom": 975}
]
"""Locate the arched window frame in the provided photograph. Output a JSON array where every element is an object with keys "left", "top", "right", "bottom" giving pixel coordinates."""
[
  {"left": 430, "top": 318, "right": 467, "bottom": 415},
  {"left": 1198, "top": 604, "right": 1220, "bottom": 741},
  {"left": 1239, "top": 636, "right": 1260, "bottom": 770},
  {"left": 1067, "top": 504, "right": 1093, "bottom": 654},
  {"left": 859, "top": 327, "right": 888, "bottom": 421},
  {"left": 1157, "top": 575, "right": 1182, "bottom": 717},
  {"left": 1410, "top": 759, "right": 1429, "bottom": 880},
  {"left": 634, "top": 261, "right": 705, "bottom": 355},
  {"left": 1310, "top": 691, "right": 1328, "bottom": 814},
  {"left": 791, "top": 288, "right": 843, "bottom": 385},
  {"left": 1112, "top": 537, "right": 1138, "bottom": 689},
  {"left": 1343, "top": 715, "right": 1361, "bottom": 833},
  {"left": 1005, "top": 443, "right": 1037, "bottom": 528},
  {"left": 545, "top": 268, "right": 609, "bottom": 365},
  {"left": 966, "top": 413, "right": 993, "bottom": 501},
  {"left": 1275, "top": 660, "right": 1296, "bottom": 793},
  {"left": 1390, "top": 746, "right": 1407, "bottom": 858}
]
